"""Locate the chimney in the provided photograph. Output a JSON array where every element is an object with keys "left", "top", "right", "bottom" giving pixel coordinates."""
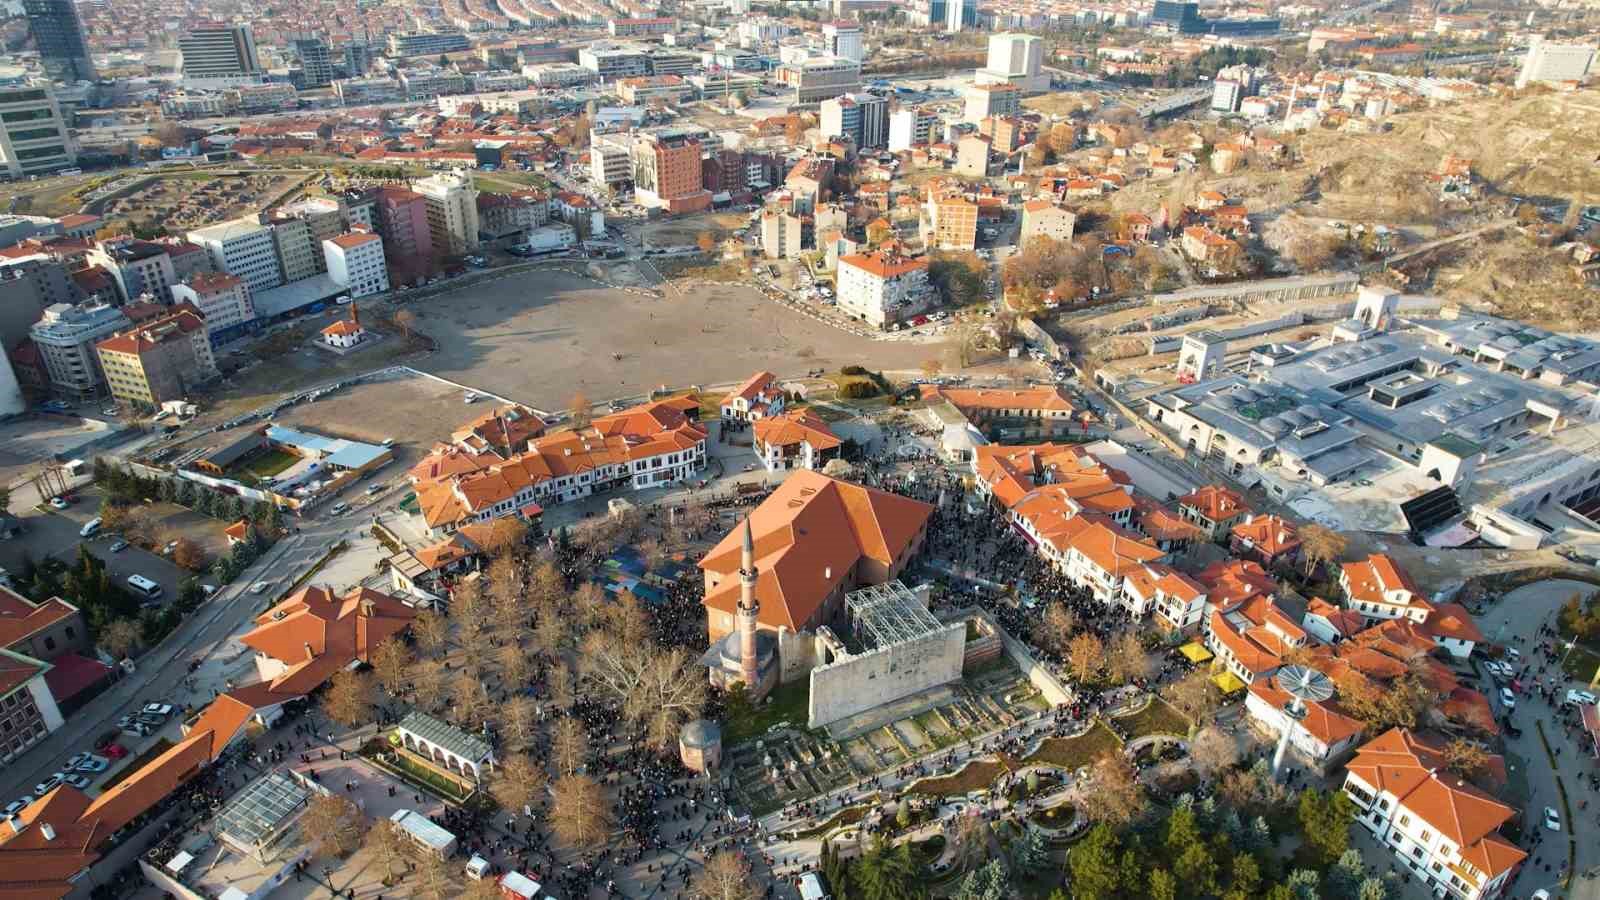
[
  {"left": 824, "top": 566, "right": 832, "bottom": 580},
  {"left": 40, "top": 823, "right": 55, "bottom": 841},
  {"left": 304, "top": 642, "right": 315, "bottom": 661},
  {"left": 360, "top": 595, "right": 376, "bottom": 617}
]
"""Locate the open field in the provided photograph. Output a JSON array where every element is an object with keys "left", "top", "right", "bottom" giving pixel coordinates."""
[
  {"left": 633, "top": 209, "right": 752, "bottom": 246},
  {"left": 97, "top": 171, "right": 306, "bottom": 231},
  {"left": 408, "top": 268, "right": 940, "bottom": 411}
]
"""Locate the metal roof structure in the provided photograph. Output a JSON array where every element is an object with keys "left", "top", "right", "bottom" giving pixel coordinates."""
[
  {"left": 844, "top": 580, "right": 942, "bottom": 649},
  {"left": 214, "top": 772, "right": 311, "bottom": 852},
  {"left": 398, "top": 710, "right": 493, "bottom": 762}
]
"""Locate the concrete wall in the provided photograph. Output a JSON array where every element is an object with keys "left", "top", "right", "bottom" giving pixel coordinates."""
[{"left": 807, "top": 621, "right": 965, "bottom": 728}]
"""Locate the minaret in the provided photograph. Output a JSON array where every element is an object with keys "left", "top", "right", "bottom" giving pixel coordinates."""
[{"left": 736, "top": 518, "right": 761, "bottom": 692}]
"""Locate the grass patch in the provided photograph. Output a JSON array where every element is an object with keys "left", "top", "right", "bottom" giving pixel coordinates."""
[
  {"left": 235, "top": 448, "right": 299, "bottom": 479},
  {"left": 789, "top": 803, "right": 872, "bottom": 839},
  {"left": 908, "top": 759, "right": 1009, "bottom": 797},
  {"left": 1559, "top": 643, "right": 1600, "bottom": 680},
  {"left": 1027, "top": 803, "right": 1075, "bottom": 829},
  {"left": 365, "top": 742, "right": 475, "bottom": 804},
  {"left": 1024, "top": 721, "right": 1122, "bottom": 769},
  {"left": 910, "top": 835, "right": 946, "bottom": 867},
  {"left": 1114, "top": 697, "right": 1191, "bottom": 740},
  {"left": 100, "top": 738, "right": 175, "bottom": 790},
  {"left": 723, "top": 679, "right": 810, "bottom": 745}
]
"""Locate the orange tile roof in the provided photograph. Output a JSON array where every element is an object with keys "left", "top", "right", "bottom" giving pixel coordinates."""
[
  {"left": 1344, "top": 728, "right": 1524, "bottom": 880},
  {"left": 975, "top": 443, "right": 1128, "bottom": 510},
  {"left": 700, "top": 471, "right": 932, "bottom": 632},
  {"left": 725, "top": 371, "right": 779, "bottom": 404},
  {"left": 452, "top": 404, "right": 545, "bottom": 455},
  {"left": 95, "top": 306, "right": 207, "bottom": 356},
  {"left": 1132, "top": 496, "right": 1203, "bottom": 542},
  {"left": 0, "top": 648, "right": 46, "bottom": 696},
  {"left": 241, "top": 585, "right": 415, "bottom": 671},
  {"left": 1209, "top": 608, "right": 1281, "bottom": 676},
  {"left": 839, "top": 250, "right": 928, "bottom": 280},
  {"left": 1342, "top": 553, "right": 1430, "bottom": 611},
  {"left": 1196, "top": 559, "right": 1278, "bottom": 608},
  {"left": 1230, "top": 514, "right": 1300, "bottom": 556},
  {"left": 1178, "top": 484, "right": 1250, "bottom": 522},
  {"left": 322, "top": 318, "right": 365, "bottom": 338},
  {"left": 1421, "top": 603, "right": 1484, "bottom": 644},
  {"left": 752, "top": 410, "right": 841, "bottom": 452},
  {"left": 920, "top": 385, "right": 1078, "bottom": 415},
  {"left": 1305, "top": 597, "right": 1365, "bottom": 639},
  {"left": 1061, "top": 514, "right": 1165, "bottom": 577},
  {"left": 1249, "top": 674, "right": 1363, "bottom": 746},
  {"left": 328, "top": 232, "right": 381, "bottom": 250}
]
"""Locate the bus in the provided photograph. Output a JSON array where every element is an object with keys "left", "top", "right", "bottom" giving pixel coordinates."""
[{"left": 126, "top": 574, "right": 163, "bottom": 603}]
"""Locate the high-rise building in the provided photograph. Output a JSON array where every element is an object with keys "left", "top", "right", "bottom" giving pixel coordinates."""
[
  {"left": 293, "top": 36, "right": 334, "bottom": 88},
  {"left": 820, "top": 92, "right": 888, "bottom": 149},
  {"left": 179, "top": 24, "right": 263, "bottom": 88},
  {"left": 171, "top": 272, "right": 255, "bottom": 344},
  {"left": 85, "top": 238, "right": 177, "bottom": 303},
  {"left": 1516, "top": 36, "right": 1596, "bottom": 88},
  {"left": 821, "top": 21, "right": 863, "bottom": 63},
  {"left": 633, "top": 133, "right": 712, "bottom": 214},
  {"left": 29, "top": 302, "right": 132, "bottom": 400},
  {"left": 374, "top": 187, "right": 435, "bottom": 262},
  {"left": 188, "top": 217, "right": 284, "bottom": 295},
  {"left": 323, "top": 232, "right": 390, "bottom": 298},
  {"left": 267, "top": 216, "right": 320, "bottom": 283},
  {"left": 342, "top": 42, "right": 373, "bottom": 77},
  {"left": 775, "top": 56, "right": 862, "bottom": 106},
  {"left": 978, "top": 33, "right": 1045, "bottom": 91},
  {"left": 945, "top": 0, "right": 977, "bottom": 33},
  {"left": 0, "top": 84, "right": 76, "bottom": 179},
  {"left": 414, "top": 170, "right": 481, "bottom": 255},
  {"left": 963, "top": 82, "right": 1020, "bottom": 123},
  {"left": 386, "top": 32, "right": 471, "bottom": 58},
  {"left": 22, "top": 0, "right": 94, "bottom": 84}
]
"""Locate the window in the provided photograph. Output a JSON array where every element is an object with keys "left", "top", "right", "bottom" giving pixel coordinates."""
[
  {"left": 1399, "top": 814, "right": 1410, "bottom": 826},
  {"left": 44, "top": 636, "right": 55, "bottom": 652}
]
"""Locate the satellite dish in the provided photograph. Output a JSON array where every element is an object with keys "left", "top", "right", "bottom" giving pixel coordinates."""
[{"left": 1277, "top": 665, "right": 1334, "bottom": 703}]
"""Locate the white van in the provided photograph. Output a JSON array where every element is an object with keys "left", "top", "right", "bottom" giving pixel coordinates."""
[
  {"left": 126, "top": 574, "right": 162, "bottom": 602},
  {"left": 79, "top": 517, "right": 101, "bottom": 538},
  {"left": 465, "top": 856, "right": 491, "bottom": 880}
]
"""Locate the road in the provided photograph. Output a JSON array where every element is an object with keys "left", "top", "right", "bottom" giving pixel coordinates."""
[
  {"left": 0, "top": 500, "right": 355, "bottom": 807},
  {"left": 1359, "top": 218, "right": 1515, "bottom": 273},
  {"left": 1476, "top": 579, "right": 1600, "bottom": 900}
]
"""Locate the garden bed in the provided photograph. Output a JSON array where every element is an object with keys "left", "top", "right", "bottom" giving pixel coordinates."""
[
  {"left": 1114, "top": 697, "right": 1190, "bottom": 740},
  {"left": 1023, "top": 721, "right": 1121, "bottom": 769},
  {"left": 907, "top": 759, "right": 1009, "bottom": 797}
]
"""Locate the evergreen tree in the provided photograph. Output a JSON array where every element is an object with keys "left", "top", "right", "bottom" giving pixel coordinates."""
[
  {"left": 1284, "top": 868, "right": 1321, "bottom": 900},
  {"left": 1357, "top": 878, "right": 1388, "bottom": 900},
  {"left": 851, "top": 838, "right": 924, "bottom": 900},
  {"left": 1067, "top": 824, "right": 1123, "bottom": 900},
  {"left": 1228, "top": 852, "right": 1262, "bottom": 898},
  {"left": 1297, "top": 789, "right": 1355, "bottom": 866},
  {"left": 1011, "top": 826, "right": 1049, "bottom": 877},
  {"left": 176, "top": 480, "right": 197, "bottom": 508},
  {"left": 1326, "top": 849, "right": 1365, "bottom": 900},
  {"left": 1148, "top": 868, "right": 1177, "bottom": 900},
  {"left": 954, "top": 859, "right": 1006, "bottom": 900},
  {"left": 1222, "top": 809, "right": 1244, "bottom": 841},
  {"left": 1198, "top": 796, "right": 1219, "bottom": 827},
  {"left": 1247, "top": 815, "right": 1273, "bottom": 852},
  {"left": 1174, "top": 840, "right": 1218, "bottom": 896}
]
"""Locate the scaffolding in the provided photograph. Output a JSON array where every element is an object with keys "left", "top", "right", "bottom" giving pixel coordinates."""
[{"left": 844, "top": 581, "right": 942, "bottom": 650}]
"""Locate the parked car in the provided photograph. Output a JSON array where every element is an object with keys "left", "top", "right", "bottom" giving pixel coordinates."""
[
  {"left": 329, "top": 502, "right": 350, "bottom": 516},
  {"left": 1499, "top": 687, "right": 1517, "bottom": 708},
  {"left": 107, "top": 539, "right": 129, "bottom": 553},
  {"left": 72, "top": 754, "right": 108, "bottom": 773},
  {"left": 1544, "top": 807, "right": 1561, "bottom": 832},
  {"left": 63, "top": 774, "right": 91, "bottom": 790},
  {"left": 49, "top": 497, "right": 69, "bottom": 510},
  {"left": 96, "top": 742, "right": 126, "bottom": 759},
  {"left": 142, "top": 702, "right": 173, "bottom": 717},
  {"left": 33, "top": 774, "right": 64, "bottom": 796},
  {"left": 2, "top": 799, "right": 29, "bottom": 816},
  {"left": 1565, "top": 689, "right": 1597, "bottom": 707}
]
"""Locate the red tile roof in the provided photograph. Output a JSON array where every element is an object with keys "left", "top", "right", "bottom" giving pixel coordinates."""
[
  {"left": 0, "top": 588, "right": 78, "bottom": 650},
  {"left": 752, "top": 410, "right": 841, "bottom": 452},
  {"left": 1178, "top": 484, "right": 1250, "bottom": 522}
]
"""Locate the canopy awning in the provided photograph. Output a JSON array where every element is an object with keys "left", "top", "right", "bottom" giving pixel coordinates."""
[
  {"left": 1179, "top": 642, "right": 1213, "bottom": 664},
  {"left": 1211, "top": 670, "right": 1247, "bottom": 694}
]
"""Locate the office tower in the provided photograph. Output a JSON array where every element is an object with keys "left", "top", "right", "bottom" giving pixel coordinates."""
[
  {"left": 179, "top": 24, "right": 263, "bottom": 87},
  {"left": 822, "top": 21, "right": 863, "bottom": 63},
  {"left": 945, "top": 0, "right": 977, "bottom": 33},
  {"left": 342, "top": 42, "right": 373, "bottom": 77},
  {"left": 1516, "top": 36, "right": 1596, "bottom": 88},
  {"left": 22, "top": 0, "right": 95, "bottom": 83},
  {"left": 0, "top": 84, "right": 76, "bottom": 178},
  {"left": 294, "top": 36, "right": 334, "bottom": 88}
]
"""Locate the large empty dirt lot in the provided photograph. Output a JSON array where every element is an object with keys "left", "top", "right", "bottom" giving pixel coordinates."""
[{"left": 405, "top": 269, "right": 940, "bottom": 410}]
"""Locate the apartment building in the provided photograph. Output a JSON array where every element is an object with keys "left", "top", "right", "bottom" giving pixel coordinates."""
[
  {"left": 333, "top": 77, "right": 403, "bottom": 105},
  {"left": 955, "top": 134, "right": 991, "bottom": 177},
  {"left": 0, "top": 646, "right": 65, "bottom": 766},
  {"left": 633, "top": 133, "right": 711, "bottom": 214},
  {"left": 1020, "top": 200, "right": 1076, "bottom": 243},
  {"left": 888, "top": 106, "right": 940, "bottom": 152},
  {"left": 28, "top": 302, "right": 131, "bottom": 399},
  {"left": 820, "top": 93, "right": 889, "bottom": 150},
  {"left": 267, "top": 216, "right": 320, "bottom": 284},
  {"left": 837, "top": 251, "right": 931, "bottom": 330},
  {"left": 579, "top": 43, "right": 650, "bottom": 80},
  {"left": 322, "top": 232, "right": 390, "bottom": 299},
  {"left": 617, "top": 75, "right": 691, "bottom": 105},
  {"left": 760, "top": 208, "right": 804, "bottom": 259},
  {"left": 821, "top": 21, "right": 863, "bottom": 62},
  {"left": 0, "top": 84, "right": 76, "bottom": 179},
  {"left": 171, "top": 272, "right": 255, "bottom": 343},
  {"left": 1342, "top": 729, "right": 1524, "bottom": 899},
  {"left": 387, "top": 31, "right": 470, "bottom": 57},
  {"left": 414, "top": 170, "right": 481, "bottom": 255},
  {"left": 188, "top": 218, "right": 285, "bottom": 295},
  {"left": 95, "top": 305, "right": 217, "bottom": 406},
  {"left": 590, "top": 133, "right": 634, "bottom": 188},
  {"left": 276, "top": 197, "right": 349, "bottom": 265},
  {"left": 963, "top": 82, "right": 1020, "bottom": 124},
  {"left": 85, "top": 238, "right": 176, "bottom": 303},
  {"left": 926, "top": 194, "right": 977, "bottom": 250},
  {"left": 1516, "top": 35, "right": 1595, "bottom": 88},
  {"left": 477, "top": 191, "right": 550, "bottom": 239},
  {"left": 374, "top": 187, "right": 435, "bottom": 263},
  {"left": 608, "top": 17, "right": 675, "bottom": 38}
]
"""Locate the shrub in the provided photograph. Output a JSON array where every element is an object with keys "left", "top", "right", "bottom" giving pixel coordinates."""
[{"left": 840, "top": 365, "right": 868, "bottom": 376}]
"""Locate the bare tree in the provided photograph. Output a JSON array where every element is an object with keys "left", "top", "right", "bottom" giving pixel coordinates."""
[
  {"left": 393, "top": 309, "right": 418, "bottom": 341},
  {"left": 546, "top": 660, "right": 575, "bottom": 710},
  {"left": 1077, "top": 754, "right": 1146, "bottom": 828},
  {"left": 477, "top": 517, "right": 528, "bottom": 557},
  {"left": 414, "top": 849, "right": 455, "bottom": 900},
  {"left": 503, "top": 694, "right": 538, "bottom": 748},
  {"left": 571, "top": 582, "right": 609, "bottom": 631},
  {"left": 301, "top": 794, "right": 366, "bottom": 857},
  {"left": 1298, "top": 524, "right": 1347, "bottom": 578},
  {"left": 498, "top": 642, "right": 531, "bottom": 687},
  {"left": 322, "top": 669, "right": 375, "bottom": 727},
  {"left": 99, "top": 618, "right": 143, "bottom": 660},
  {"left": 413, "top": 610, "right": 450, "bottom": 657},
  {"left": 452, "top": 579, "right": 488, "bottom": 647},
  {"left": 364, "top": 819, "right": 408, "bottom": 884},
  {"left": 1067, "top": 632, "right": 1106, "bottom": 684},
  {"left": 550, "top": 774, "right": 611, "bottom": 848},
  {"left": 1189, "top": 725, "right": 1239, "bottom": 781},
  {"left": 492, "top": 752, "right": 549, "bottom": 813},
  {"left": 411, "top": 658, "right": 448, "bottom": 711},
  {"left": 1168, "top": 668, "right": 1221, "bottom": 724},
  {"left": 551, "top": 717, "right": 589, "bottom": 776},
  {"left": 693, "top": 851, "right": 762, "bottom": 900},
  {"left": 450, "top": 670, "right": 489, "bottom": 728},
  {"left": 371, "top": 637, "right": 413, "bottom": 698},
  {"left": 1105, "top": 631, "right": 1152, "bottom": 685},
  {"left": 569, "top": 390, "right": 592, "bottom": 428},
  {"left": 1037, "top": 602, "right": 1078, "bottom": 655},
  {"left": 581, "top": 631, "right": 707, "bottom": 751}
]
